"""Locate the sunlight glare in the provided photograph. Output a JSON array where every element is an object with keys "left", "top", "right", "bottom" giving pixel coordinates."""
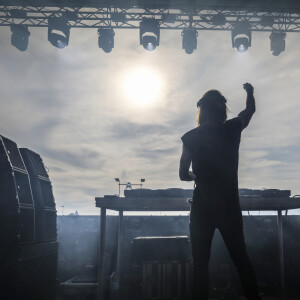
[{"left": 123, "top": 67, "right": 162, "bottom": 106}]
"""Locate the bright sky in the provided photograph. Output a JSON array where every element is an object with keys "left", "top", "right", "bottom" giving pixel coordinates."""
[{"left": 0, "top": 26, "right": 300, "bottom": 215}]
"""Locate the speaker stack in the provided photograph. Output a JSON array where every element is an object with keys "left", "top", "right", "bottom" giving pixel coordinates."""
[
  {"left": 20, "top": 148, "right": 57, "bottom": 243},
  {"left": 0, "top": 135, "right": 58, "bottom": 300}
]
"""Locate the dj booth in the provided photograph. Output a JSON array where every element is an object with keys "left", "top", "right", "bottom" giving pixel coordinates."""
[{"left": 95, "top": 189, "right": 300, "bottom": 300}]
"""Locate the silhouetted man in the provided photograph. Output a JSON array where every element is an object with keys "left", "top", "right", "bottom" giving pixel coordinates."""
[{"left": 179, "top": 83, "right": 261, "bottom": 300}]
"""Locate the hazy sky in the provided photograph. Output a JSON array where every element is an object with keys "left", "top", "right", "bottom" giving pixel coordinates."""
[{"left": 1, "top": 25, "right": 300, "bottom": 215}]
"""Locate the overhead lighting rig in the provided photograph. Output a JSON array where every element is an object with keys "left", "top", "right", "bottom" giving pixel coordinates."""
[
  {"left": 10, "top": 24, "right": 30, "bottom": 51},
  {"left": 4, "top": 6, "right": 297, "bottom": 56},
  {"left": 232, "top": 22, "right": 252, "bottom": 53},
  {"left": 48, "top": 12, "right": 77, "bottom": 49},
  {"left": 140, "top": 19, "right": 160, "bottom": 51},
  {"left": 260, "top": 15, "right": 274, "bottom": 27},
  {"left": 98, "top": 28, "right": 115, "bottom": 53},
  {"left": 270, "top": 32, "right": 286, "bottom": 56},
  {"left": 182, "top": 28, "right": 198, "bottom": 54},
  {"left": 212, "top": 14, "right": 226, "bottom": 26}
]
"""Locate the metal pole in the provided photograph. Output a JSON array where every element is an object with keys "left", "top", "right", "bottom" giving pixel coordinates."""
[
  {"left": 98, "top": 208, "right": 107, "bottom": 300},
  {"left": 109, "top": 210, "right": 124, "bottom": 300},
  {"left": 277, "top": 210, "right": 285, "bottom": 298},
  {"left": 116, "top": 210, "right": 124, "bottom": 275}
]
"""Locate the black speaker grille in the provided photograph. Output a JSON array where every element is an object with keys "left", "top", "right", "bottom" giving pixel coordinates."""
[
  {"left": 19, "top": 206, "right": 35, "bottom": 244},
  {"left": 0, "top": 171, "right": 18, "bottom": 207},
  {"left": 0, "top": 206, "right": 35, "bottom": 245},
  {"left": 14, "top": 171, "right": 34, "bottom": 206},
  {"left": 40, "top": 180, "right": 55, "bottom": 208},
  {"left": 20, "top": 148, "right": 49, "bottom": 178},
  {"left": 0, "top": 136, "right": 26, "bottom": 171},
  {"left": 35, "top": 208, "right": 57, "bottom": 243}
]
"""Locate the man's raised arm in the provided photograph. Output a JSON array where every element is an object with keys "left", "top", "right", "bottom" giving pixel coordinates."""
[{"left": 238, "top": 83, "right": 256, "bottom": 130}]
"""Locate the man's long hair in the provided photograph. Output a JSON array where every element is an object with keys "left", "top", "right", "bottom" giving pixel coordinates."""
[{"left": 197, "top": 90, "right": 228, "bottom": 126}]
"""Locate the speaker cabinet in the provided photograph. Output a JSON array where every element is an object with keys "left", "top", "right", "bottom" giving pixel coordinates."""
[
  {"left": 0, "top": 242, "right": 58, "bottom": 300},
  {"left": 19, "top": 148, "right": 55, "bottom": 208},
  {"left": 0, "top": 136, "right": 35, "bottom": 245},
  {"left": 20, "top": 148, "right": 57, "bottom": 243}
]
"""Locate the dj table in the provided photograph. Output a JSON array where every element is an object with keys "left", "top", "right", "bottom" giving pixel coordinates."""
[{"left": 95, "top": 196, "right": 300, "bottom": 300}]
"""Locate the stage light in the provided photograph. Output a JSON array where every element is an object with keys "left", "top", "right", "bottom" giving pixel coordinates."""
[
  {"left": 181, "top": 28, "right": 198, "bottom": 54},
  {"left": 10, "top": 24, "right": 30, "bottom": 51},
  {"left": 270, "top": 32, "right": 286, "bottom": 56},
  {"left": 234, "top": 37, "right": 249, "bottom": 53},
  {"left": 141, "top": 179, "right": 145, "bottom": 183},
  {"left": 140, "top": 19, "right": 160, "bottom": 51},
  {"left": 232, "top": 22, "right": 251, "bottom": 53},
  {"left": 98, "top": 28, "right": 115, "bottom": 53},
  {"left": 48, "top": 15, "right": 70, "bottom": 49},
  {"left": 115, "top": 178, "right": 120, "bottom": 182}
]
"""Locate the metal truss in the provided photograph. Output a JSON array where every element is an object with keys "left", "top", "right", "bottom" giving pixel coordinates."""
[{"left": 1, "top": 6, "right": 300, "bottom": 33}]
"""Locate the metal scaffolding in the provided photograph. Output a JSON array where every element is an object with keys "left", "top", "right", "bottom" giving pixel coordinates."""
[{"left": 0, "top": 6, "right": 300, "bottom": 32}]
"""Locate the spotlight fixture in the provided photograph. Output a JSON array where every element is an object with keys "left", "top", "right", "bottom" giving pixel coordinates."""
[
  {"left": 232, "top": 22, "right": 251, "bottom": 53},
  {"left": 10, "top": 24, "right": 30, "bottom": 51},
  {"left": 140, "top": 19, "right": 160, "bottom": 51},
  {"left": 48, "top": 15, "right": 70, "bottom": 49},
  {"left": 270, "top": 32, "right": 286, "bottom": 56},
  {"left": 182, "top": 28, "right": 198, "bottom": 54},
  {"left": 98, "top": 28, "right": 115, "bottom": 53}
]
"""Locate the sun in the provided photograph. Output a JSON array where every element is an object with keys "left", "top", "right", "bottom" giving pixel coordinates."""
[{"left": 123, "top": 67, "right": 163, "bottom": 106}]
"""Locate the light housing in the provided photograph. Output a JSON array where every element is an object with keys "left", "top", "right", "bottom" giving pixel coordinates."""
[
  {"left": 181, "top": 28, "right": 198, "bottom": 54},
  {"left": 140, "top": 19, "right": 160, "bottom": 51},
  {"left": 98, "top": 28, "right": 115, "bottom": 53},
  {"left": 48, "top": 15, "right": 70, "bottom": 49},
  {"left": 270, "top": 32, "right": 286, "bottom": 56},
  {"left": 234, "top": 37, "right": 249, "bottom": 53},
  {"left": 232, "top": 22, "right": 251, "bottom": 53},
  {"left": 10, "top": 24, "right": 30, "bottom": 51}
]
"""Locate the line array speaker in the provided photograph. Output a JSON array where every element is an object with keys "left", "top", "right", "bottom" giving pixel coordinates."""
[
  {"left": 0, "top": 242, "right": 58, "bottom": 300},
  {"left": 20, "top": 148, "right": 57, "bottom": 243},
  {"left": 0, "top": 135, "right": 35, "bottom": 245}
]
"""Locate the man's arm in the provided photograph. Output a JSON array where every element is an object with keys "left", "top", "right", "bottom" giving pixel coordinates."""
[
  {"left": 238, "top": 83, "right": 256, "bottom": 130},
  {"left": 179, "top": 144, "right": 196, "bottom": 181}
]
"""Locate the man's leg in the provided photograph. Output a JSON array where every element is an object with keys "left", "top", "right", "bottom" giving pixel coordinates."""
[
  {"left": 190, "top": 208, "right": 215, "bottom": 300},
  {"left": 218, "top": 211, "right": 261, "bottom": 300}
]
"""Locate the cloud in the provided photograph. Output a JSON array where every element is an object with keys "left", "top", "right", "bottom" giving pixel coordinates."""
[{"left": 1, "top": 27, "right": 300, "bottom": 214}]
